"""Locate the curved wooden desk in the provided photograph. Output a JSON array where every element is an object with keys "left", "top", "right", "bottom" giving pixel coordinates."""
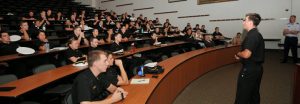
[
  {"left": 0, "top": 41, "right": 188, "bottom": 98},
  {"left": 119, "top": 45, "right": 240, "bottom": 104}
]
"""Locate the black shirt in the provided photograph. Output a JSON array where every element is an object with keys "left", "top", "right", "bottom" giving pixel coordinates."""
[
  {"left": 203, "top": 40, "right": 215, "bottom": 47},
  {"left": 34, "top": 40, "right": 52, "bottom": 50},
  {"left": 88, "top": 46, "right": 103, "bottom": 51},
  {"left": 72, "top": 69, "right": 111, "bottom": 104},
  {"left": 120, "top": 31, "right": 132, "bottom": 39},
  {"left": 15, "top": 30, "right": 33, "bottom": 40},
  {"left": 72, "top": 35, "right": 87, "bottom": 45},
  {"left": 200, "top": 29, "right": 207, "bottom": 33},
  {"left": 101, "top": 66, "right": 119, "bottom": 86},
  {"left": 212, "top": 31, "right": 222, "bottom": 37},
  {"left": 241, "top": 28, "right": 265, "bottom": 65},
  {"left": 110, "top": 42, "right": 124, "bottom": 52},
  {"left": 0, "top": 42, "right": 19, "bottom": 56},
  {"left": 65, "top": 48, "right": 84, "bottom": 64}
]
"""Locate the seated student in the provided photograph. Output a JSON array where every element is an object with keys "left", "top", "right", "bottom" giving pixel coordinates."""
[
  {"left": 89, "top": 29, "right": 105, "bottom": 44},
  {"left": 154, "top": 27, "right": 163, "bottom": 36},
  {"left": 150, "top": 33, "right": 161, "bottom": 45},
  {"left": 114, "top": 22, "right": 122, "bottom": 33},
  {"left": 105, "top": 52, "right": 129, "bottom": 86},
  {"left": 0, "top": 31, "right": 19, "bottom": 56},
  {"left": 55, "top": 11, "right": 64, "bottom": 21},
  {"left": 65, "top": 20, "right": 75, "bottom": 31},
  {"left": 183, "top": 28, "right": 194, "bottom": 41},
  {"left": 120, "top": 26, "right": 131, "bottom": 41},
  {"left": 104, "top": 15, "right": 115, "bottom": 28},
  {"left": 16, "top": 21, "right": 31, "bottom": 41},
  {"left": 162, "top": 27, "right": 170, "bottom": 36},
  {"left": 110, "top": 33, "right": 124, "bottom": 52},
  {"left": 46, "top": 9, "right": 55, "bottom": 21},
  {"left": 200, "top": 25, "right": 207, "bottom": 33},
  {"left": 89, "top": 37, "right": 102, "bottom": 51},
  {"left": 153, "top": 17, "right": 161, "bottom": 25},
  {"left": 182, "top": 23, "right": 191, "bottom": 33},
  {"left": 36, "top": 11, "right": 51, "bottom": 26},
  {"left": 212, "top": 27, "right": 225, "bottom": 45},
  {"left": 34, "top": 31, "right": 51, "bottom": 51},
  {"left": 105, "top": 28, "right": 114, "bottom": 43},
  {"left": 232, "top": 32, "right": 242, "bottom": 45},
  {"left": 72, "top": 26, "right": 89, "bottom": 46},
  {"left": 203, "top": 34, "right": 215, "bottom": 47},
  {"left": 72, "top": 50, "right": 128, "bottom": 104},
  {"left": 28, "top": 20, "right": 43, "bottom": 38},
  {"left": 193, "top": 24, "right": 201, "bottom": 31},
  {"left": 174, "top": 27, "right": 182, "bottom": 35},
  {"left": 65, "top": 38, "right": 87, "bottom": 64},
  {"left": 22, "top": 11, "right": 36, "bottom": 20},
  {"left": 193, "top": 29, "right": 203, "bottom": 41}
]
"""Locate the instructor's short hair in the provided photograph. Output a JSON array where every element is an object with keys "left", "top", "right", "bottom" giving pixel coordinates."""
[{"left": 246, "top": 13, "right": 261, "bottom": 26}]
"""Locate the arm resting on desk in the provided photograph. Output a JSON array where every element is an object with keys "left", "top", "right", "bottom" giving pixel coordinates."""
[{"left": 81, "top": 88, "right": 128, "bottom": 104}]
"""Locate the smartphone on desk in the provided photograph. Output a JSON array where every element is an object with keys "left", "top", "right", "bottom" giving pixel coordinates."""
[{"left": 0, "top": 87, "right": 16, "bottom": 91}]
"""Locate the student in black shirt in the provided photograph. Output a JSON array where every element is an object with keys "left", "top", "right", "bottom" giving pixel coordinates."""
[
  {"left": 34, "top": 31, "right": 51, "bottom": 51},
  {"left": 110, "top": 33, "right": 124, "bottom": 52},
  {"left": 16, "top": 21, "right": 31, "bottom": 41},
  {"left": 105, "top": 52, "right": 129, "bottom": 86},
  {"left": 120, "top": 26, "right": 131, "bottom": 41},
  {"left": 55, "top": 11, "right": 64, "bottom": 21},
  {"left": 234, "top": 13, "right": 264, "bottom": 104},
  {"left": 0, "top": 31, "right": 19, "bottom": 56},
  {"left": 72, "top": 50, "right": 127, "bottom": 104},
  {"left": 203, "top": 34, "right": 215, "bottom": 47},
  {"left": 183, "top": 28, "right": 194, "bottom": 42},
  {"left": 28, "top": 20, "right": 42, "bottom": 39},
  {"left": 154, "top": 27, "right": 163, "bottom": 36},
  {"left": 150, "top": 33, "right": 160, "bottom": 45},
  {"left": 22, "top": 11, "right": 36, "bottom": 20},
  {"left": 114, "top": 22, "right": 122, "bottom": 33},
  {"left": 193, "top": 24, "right": 200, "bottom": 31},
  {"left": 89, "top": 29, "right": 105, "bottom": 44},
  {"left": 89, "top": 37, "right": 102, "bottom": 51},
  {"left": 200, "top": 25, "right": 207, "bottom": 33},
  {"left": 65, "top": 38, "right": 87, "bottom": 64},
  {"left": 72, "top": 27, "right": 89, "bottom": 46},
  {"left": 212, "top": 27, "right": 225, "bottom": 45},
  {"left": 46, "top": 9, "right": 55, "bottom": 21},
  {"left": 105, "top": 28, "right": 114, "bottom": 43}
]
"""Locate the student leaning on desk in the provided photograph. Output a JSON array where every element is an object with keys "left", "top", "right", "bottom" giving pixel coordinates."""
[{"left": 72, "top": 50, "right": 128, "bottom": 104}]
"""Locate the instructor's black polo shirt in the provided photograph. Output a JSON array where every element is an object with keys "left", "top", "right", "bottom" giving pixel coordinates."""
[
  {"left": 72, "top": 69, "right": 111, "bottom": 104},
  {"left": 241, "top": 28, "right": 265, "bottom": 66}
]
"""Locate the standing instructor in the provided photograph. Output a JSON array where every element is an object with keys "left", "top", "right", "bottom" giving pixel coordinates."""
[
  {"left": 282, "top": 15, "right": 299, "bottom": 63},
  {"left": 235, "top": 13, "right": 265, "bottom": 104}
]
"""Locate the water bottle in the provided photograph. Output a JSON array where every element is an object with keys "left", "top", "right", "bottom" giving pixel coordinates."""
[
  {"left": 138, "top": 66, "right": 145, "bottom": 77},
  {"left": 141, "top": 28, "right": 144, "bottom": 33},
  {"left": 42, "top": 24, "right": 46, "bottom": 31},
  {"left": 45, "top": 42, "right": 50, "bottom": 52}
]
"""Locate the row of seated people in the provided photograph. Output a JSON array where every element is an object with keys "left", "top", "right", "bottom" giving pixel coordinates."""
[{"left": 0, "top": 11, "right": 242, "bottom": 104}]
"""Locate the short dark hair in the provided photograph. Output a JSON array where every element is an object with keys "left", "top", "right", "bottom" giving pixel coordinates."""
[
  {"left": 246, "top": 13, "right": 261, "bottom": 26},
  {"left": 19, "top": 21, "right": 27, "bottom": 26},
  {"left": 88, "top": 50, "right": 107, "bottom": 67},
  {"left": 291, "top": 15, "right": 296, "bottom": 18},
  {"left": 0, "top": 31, "right": 9, "bottom": 37}
]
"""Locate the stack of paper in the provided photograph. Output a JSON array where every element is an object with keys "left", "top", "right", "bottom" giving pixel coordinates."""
[{"left": 130, "top": 78, "right": 150, "bottom": 84}]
